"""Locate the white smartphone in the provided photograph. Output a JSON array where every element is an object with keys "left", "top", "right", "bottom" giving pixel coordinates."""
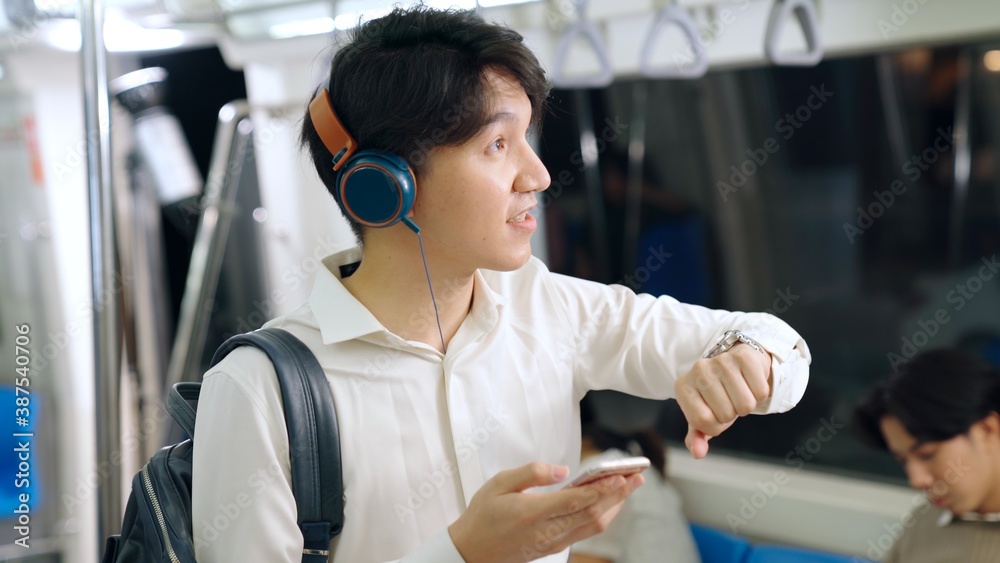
[{"left": 563, "top": 456, "right": 650, "bottom": 488}]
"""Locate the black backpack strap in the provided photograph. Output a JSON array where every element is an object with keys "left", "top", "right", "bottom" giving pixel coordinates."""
[
  {"left": 211, "top": 328, "right": 344, "bottom": 562},
  {"left": 167, "top": 382, "right": 200, "bottom": 437}
]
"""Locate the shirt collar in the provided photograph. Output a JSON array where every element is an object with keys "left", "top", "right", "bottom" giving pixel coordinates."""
[
  {"left": 310, "top": 247, "right": 387, "bottom": 345},
  {"left": 309, "top": 247, "right": 510, "bottom": 345},
  {"left": 937, "top": 509, "right": 1000, "bottom": 526},
  {"left": 469, "top": 269, "right": 508, "bottom": 333}
]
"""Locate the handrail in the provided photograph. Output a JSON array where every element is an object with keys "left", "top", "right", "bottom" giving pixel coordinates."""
[
  {"left": 549, "top": 0, "right": 614, "bottom": 89},
  {"left": 82, "top": 0, "right": 121, "bottom": 553},
  {"left": 164, "top": 101, "right": 252, "bottom": 403},
  {"left": 640, "top": 5, "right": 708, "bottom": 79},
  {"left": 764, "top": 0, "right": 823, "bottom": 67}
]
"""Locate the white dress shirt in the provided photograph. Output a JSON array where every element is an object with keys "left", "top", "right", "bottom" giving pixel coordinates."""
[{"left": 192, "top": 248, "right": 810, "bottom": 563}]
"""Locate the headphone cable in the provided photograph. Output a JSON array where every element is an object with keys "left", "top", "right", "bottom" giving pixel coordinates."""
[{"left": 404, "top": 217, "right": 447, "bottom": 354}]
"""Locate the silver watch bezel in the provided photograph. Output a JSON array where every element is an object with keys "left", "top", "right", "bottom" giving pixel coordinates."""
[{"left": 704, "top": 330, "right": 764, "bottom": 359}]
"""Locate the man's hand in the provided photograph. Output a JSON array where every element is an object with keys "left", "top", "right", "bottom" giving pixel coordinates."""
[
  {"left": 448, "top": 462, "right": 644, "bottom": 562},
  {"left": 675, "top": 342, "right": 772, "bottom": 459}
]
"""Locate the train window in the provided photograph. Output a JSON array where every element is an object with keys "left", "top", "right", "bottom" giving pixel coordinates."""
[{"left": 540, "top": 41, "right": 1000, "bottom": 482}]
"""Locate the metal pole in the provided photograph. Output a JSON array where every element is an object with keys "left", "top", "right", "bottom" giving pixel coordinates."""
[
  {"left": 875, "top": 55, "right": 910, "bottom": 174},
  {"left": 575, "top": 89, "right": 611, "bottom": 282},
  {"left": 165, "top": 103, "right": 250, "bottom": 405},
  {"left": 948, "top": 49, "right": 973, "bottom": 269},
  {"left": 623, "top": 81, "right": 647, "bottom": 274},
  {"left": 81, "top": 0, "right": 122, "bottom": 551}
]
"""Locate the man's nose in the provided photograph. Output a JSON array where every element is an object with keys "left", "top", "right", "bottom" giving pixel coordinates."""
[
  {"left": 514, "top": 145, "right": 551, "bottom": 194},
  {"left": 905, "top": 461, "right": 934, "bottom": 490}
]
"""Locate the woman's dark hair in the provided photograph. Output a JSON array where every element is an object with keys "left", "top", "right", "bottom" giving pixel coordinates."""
[
  {"left": 581, "top": 395, "right": 667, "bottom": 479},
  {"left": 853, "top": 349, "right": 1000, "bottom": 450},
  {"left": 300, "top": 6, "right": 550, "bottom": 243}
]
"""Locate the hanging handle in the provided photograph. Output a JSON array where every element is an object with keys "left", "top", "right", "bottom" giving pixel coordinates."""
[
  {"left": 765, "top": 0, "right": 824, "bottom": 67},
  {"left": 550, "top": 0, "right": 615, "bottom": 88},
  {"left": 640, "top": 5, "right": 708, "bottom": 79}
]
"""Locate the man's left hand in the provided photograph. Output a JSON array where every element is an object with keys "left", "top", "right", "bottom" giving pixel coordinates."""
[{"left": 674, "top": 343, "right": 772, "bottom": 459}]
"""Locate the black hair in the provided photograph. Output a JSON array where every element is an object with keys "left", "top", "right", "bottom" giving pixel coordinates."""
[
  {"left": 300, "top": 6, "right": 550, "bottom": 243},
  {"left": 853, "top": 349, "right": 1000, "bottom": 450},
  {"left": 581, "top": 395, "right": 667, "bottom": 479}
]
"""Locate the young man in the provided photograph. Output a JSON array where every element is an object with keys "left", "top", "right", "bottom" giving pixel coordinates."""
[
  {"left": 192, "top": 7, "right": 811, "bottom": 562},
  {"left": 853, "top": 350, "right": 1000, "bottom": 562}
]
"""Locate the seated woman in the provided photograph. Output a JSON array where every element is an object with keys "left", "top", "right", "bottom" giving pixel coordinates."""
[
  {"left": 853, "top": 349, "right": 1000, "bottom": 562},
  {"left": 570, "top": 396, "right": 701, "bottom": 563}
]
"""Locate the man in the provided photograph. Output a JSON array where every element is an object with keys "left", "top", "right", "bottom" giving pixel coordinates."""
[
  {"left": 192, "top": 7, "right": 810, "bottom": 562},
  {"left": 853, "top": 350, "right": 1000, "bottom": 562}
]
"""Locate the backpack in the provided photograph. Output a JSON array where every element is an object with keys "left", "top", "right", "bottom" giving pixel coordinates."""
[{"left": 102, "top": 328, "right": 344, "bottom": 563}]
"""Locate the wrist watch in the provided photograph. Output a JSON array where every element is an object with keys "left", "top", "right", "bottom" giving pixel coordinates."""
[{"left": 704, "top": 330, "right": 765, "bottom": 359}]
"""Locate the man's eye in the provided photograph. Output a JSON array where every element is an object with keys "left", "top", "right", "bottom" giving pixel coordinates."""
[{"left": 490, "top": 139, "right": 504, "bottom": 151}]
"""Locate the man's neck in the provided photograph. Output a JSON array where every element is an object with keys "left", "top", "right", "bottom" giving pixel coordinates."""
[
  {"left": 340, "top": 242, "right": 474, "bottom": 353},
  {"left": 975, "top": 453, "right": 1000, "bottom": 514}
]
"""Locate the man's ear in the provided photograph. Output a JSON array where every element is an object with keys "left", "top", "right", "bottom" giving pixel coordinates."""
[{"left": 973, "top": 412, "right": 1000, "bottom": 444}]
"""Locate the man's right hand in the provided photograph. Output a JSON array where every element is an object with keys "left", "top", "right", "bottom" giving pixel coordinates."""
[{"left": 447, "top": 462, "right": 644, "bottom": 562}]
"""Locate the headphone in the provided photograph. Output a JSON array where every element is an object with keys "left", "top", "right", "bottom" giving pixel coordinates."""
[
  {"left": 310, "top": 83, "right": 447, "bottom": 351},
  {"left": 308, "top": 86, "right": 420, "bottom": 233}
]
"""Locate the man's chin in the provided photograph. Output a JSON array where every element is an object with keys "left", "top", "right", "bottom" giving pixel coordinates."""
[{"left": 483, "top": 251, "right": 533, "bottom": 273}]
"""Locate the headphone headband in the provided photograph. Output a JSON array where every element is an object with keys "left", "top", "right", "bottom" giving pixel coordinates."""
[
  {"left": 307, "top": 83, "right": 419, "bottom": 235},
  {"left": 308, "top": 88, "right": 357, "bottom": 171}
]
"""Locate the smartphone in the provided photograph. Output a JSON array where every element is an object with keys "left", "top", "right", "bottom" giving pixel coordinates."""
[{"left": 563, "top": 456, "right": 650, "bottom": 488}]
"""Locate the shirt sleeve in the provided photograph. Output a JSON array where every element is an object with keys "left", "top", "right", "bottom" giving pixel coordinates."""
[
  {"left": 543, "top": 271, "right": 811, "bottom": 414},
  {"left": 191, "top": 349, "right": 467, "bottom": 563}
]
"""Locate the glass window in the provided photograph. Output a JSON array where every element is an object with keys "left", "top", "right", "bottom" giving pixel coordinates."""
[{"left": 540, "top": 41, "right": 1000, "bottom": 482}]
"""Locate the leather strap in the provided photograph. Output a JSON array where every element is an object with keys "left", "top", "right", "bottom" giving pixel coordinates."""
[
  {"left": 166, "top": 382, "right": 200, "bottom": 437},
  {"left": 210, "top": 328, "right": 344, "bottom": 561}
]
